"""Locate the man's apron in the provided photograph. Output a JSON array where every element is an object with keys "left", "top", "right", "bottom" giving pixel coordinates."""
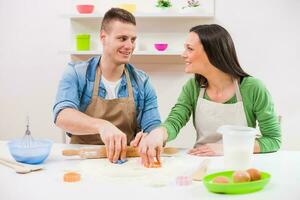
[{"left": 70, "top": 66, "right": 138, "bottom": 145}]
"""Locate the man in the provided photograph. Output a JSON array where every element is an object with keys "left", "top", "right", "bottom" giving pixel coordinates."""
[{"left": 53, "top": 8, "right": 161, "bottom": 163}]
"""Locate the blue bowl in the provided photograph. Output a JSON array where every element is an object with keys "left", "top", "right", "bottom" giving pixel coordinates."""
[{"left": 7, "top": 139, "right": 53, "bottom": 164}]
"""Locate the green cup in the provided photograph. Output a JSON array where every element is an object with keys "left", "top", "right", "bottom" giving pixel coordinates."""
[{"left": 76, "top": 34, "right": 90, "bottom": 51}]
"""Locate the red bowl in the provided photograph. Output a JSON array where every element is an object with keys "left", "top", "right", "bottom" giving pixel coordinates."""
[
  {"left": 154, "top": 43, "right": 168, "bottom": 51},
  {"left": 76, "top": 5, "right": 94, "bottom": 14}
]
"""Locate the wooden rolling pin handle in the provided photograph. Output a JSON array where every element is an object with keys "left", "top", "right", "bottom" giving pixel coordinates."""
[
  {"left": 62, "top": 147, "right": 178, "bottom": 159},
  {"left": 62, "top": 149, "right": 80, "bottom": 156}
]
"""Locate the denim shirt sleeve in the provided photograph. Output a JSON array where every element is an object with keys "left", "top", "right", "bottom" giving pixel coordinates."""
[
  {"left": 52, "top": 62, "right": 81, "bottom": 123},
  {"left": 139, "top": 75, "right": 161, "bottom": 133},
  {"left": 53, "top": 60, "right": 161, "bottom": 133}
]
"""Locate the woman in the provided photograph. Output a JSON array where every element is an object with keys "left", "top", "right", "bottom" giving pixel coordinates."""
[{"left": 138, "top": 24, "right": 281, "bottom": 165}]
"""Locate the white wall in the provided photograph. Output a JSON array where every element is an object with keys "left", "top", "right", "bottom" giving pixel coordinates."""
[{"left": 0, "top": 0, "right": 299, "bottom": 150}]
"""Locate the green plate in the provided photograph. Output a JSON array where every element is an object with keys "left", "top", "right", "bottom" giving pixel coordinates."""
[{"left": 203, "top": 170, "right": 271, "bottom": 194}]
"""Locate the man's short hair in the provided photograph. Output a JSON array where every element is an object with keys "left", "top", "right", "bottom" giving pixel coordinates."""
[{"left": 100, "top": 8, "right": 136, "bottom": 32}]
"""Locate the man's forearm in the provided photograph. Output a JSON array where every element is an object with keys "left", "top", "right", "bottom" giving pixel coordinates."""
[{"left": 55, "top": 108, "right": 107, "bottom": 135}]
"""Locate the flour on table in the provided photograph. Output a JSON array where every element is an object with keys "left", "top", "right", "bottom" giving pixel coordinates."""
[{"left": 79, "top": 157, "right": 196, "bottom": 187}]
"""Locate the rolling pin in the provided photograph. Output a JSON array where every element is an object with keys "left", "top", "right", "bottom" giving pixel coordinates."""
[{"left": 62, "top": 146, "right": 178, "bottom": 159}]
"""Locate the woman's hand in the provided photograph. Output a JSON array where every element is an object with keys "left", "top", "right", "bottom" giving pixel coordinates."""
[
  {"left": 188, "top": 143, "right": 223, "bottom": 156},
  {"left": 138, "top": 127, "right": 168, "bottom": 166}
]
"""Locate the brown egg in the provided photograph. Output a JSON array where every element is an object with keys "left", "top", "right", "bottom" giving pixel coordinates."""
[
  {"left": 247, "top": 168, "right": 261, "bottom": 181},
  {"left": 212, "top": 176, "right": 230, "bottom": 184},
  {"left": 232, "top": 170, "right": 251, "bottom": 183}
]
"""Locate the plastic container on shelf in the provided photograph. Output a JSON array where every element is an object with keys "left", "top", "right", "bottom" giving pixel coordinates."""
[
  {"left": 76, "top": 5, "right": 94, "bottom": 14},
  {"left": 76, "top": 34, "right": 90, "bottom": 51},
  {"left": 117, "top": 3, "right": 136, "bottom": 14},
  {"left": 154, "top": 43, "right": 168, "bottom": 51}
]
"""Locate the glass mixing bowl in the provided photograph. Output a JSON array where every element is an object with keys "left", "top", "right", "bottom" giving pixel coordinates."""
[{"left": 7, "top": 139, "right": 53, "bottom": 164}]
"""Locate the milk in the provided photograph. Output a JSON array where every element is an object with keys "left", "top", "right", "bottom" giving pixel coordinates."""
[
  {"left": 224, "top": 148, "right": 253, "bottom": 170},
  {"left": 217, "top": 125, "right": 257, "bottom": 170}
]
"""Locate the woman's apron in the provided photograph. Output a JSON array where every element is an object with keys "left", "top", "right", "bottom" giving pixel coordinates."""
[{"left": 194, "top": 80, "right": 248, "bottom": 147}]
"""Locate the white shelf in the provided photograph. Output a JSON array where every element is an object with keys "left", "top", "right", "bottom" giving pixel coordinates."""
[
  {"left": 62, "top": 50, "right": 182, "bottom": 56},
  {"left": 61, "top": 50, "right": 184, "bottom": 64},
  {"left": 62, "top": 12, "right": 214, "bottom": 20},
  {"left": 63, "top": 1, "right": 214, "bottom": 64}
]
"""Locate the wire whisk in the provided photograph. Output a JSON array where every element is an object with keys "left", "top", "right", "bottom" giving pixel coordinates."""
[{"left": 22, "top": 115, "right": 34, "bottom": 148}]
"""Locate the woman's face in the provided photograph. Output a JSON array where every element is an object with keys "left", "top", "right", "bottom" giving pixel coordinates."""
[{"left": 182, "top": 32, "right": 211, "bottom": 74}]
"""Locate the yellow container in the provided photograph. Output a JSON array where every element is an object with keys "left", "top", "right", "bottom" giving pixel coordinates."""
[
  {"left": 76, "top": 34, "right": 90, "bottom": 51},
  {"left": 117, "top": 3, "right": 136, "bottom": 14}
]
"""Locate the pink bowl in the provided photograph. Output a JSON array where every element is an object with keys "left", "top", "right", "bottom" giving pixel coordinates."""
[
  {"left": 76, "top": 5, "right": 94, "bottom": 14},
  {"left": 154, "top": 43, "right": 168, "bottom": 51}
]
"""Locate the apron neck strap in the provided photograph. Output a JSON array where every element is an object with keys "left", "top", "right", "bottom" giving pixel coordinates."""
[
  {"left": 199, "top": 86, "right": 205, "bottom": 98},
  {"left": 124, "top": 67, "right": 134, "bottom": 99},
  {"left": 199, "top": 79, "right": 242, "bottom": 101},
  {"left": 92, "top": 65, "right": 133, "bottom": 98},
  {"left": 234, "top": 79, "right": 242, "bottom": 102},
  {"left": 93, "top": 66, "right": 101, "bottom": 97}
]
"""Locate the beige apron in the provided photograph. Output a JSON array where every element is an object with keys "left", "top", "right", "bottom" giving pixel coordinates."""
[
  {"left": 70, "top": 66, "right": 138, "bottom": 145},
  {"left": 194, "top": 80, "right": 248, "bottom": 147}
]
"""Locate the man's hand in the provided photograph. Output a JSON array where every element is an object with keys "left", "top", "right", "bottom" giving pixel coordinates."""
[
  {"left": 130, "top": 131, "right": 145, "bottom": 147},
  {"left": 98, "top": 121, "right": 127, "bottom": 163},
  {"left": 138, "top": 127, "right": 168, "bottom": 167},
  {"left": 188, "top": 143, "right": 223, "bottom": 156}
]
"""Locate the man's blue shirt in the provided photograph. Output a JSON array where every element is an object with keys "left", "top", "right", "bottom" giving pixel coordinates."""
[{"left": 53, "top": 56, "right": 161, "bottom": 133}]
